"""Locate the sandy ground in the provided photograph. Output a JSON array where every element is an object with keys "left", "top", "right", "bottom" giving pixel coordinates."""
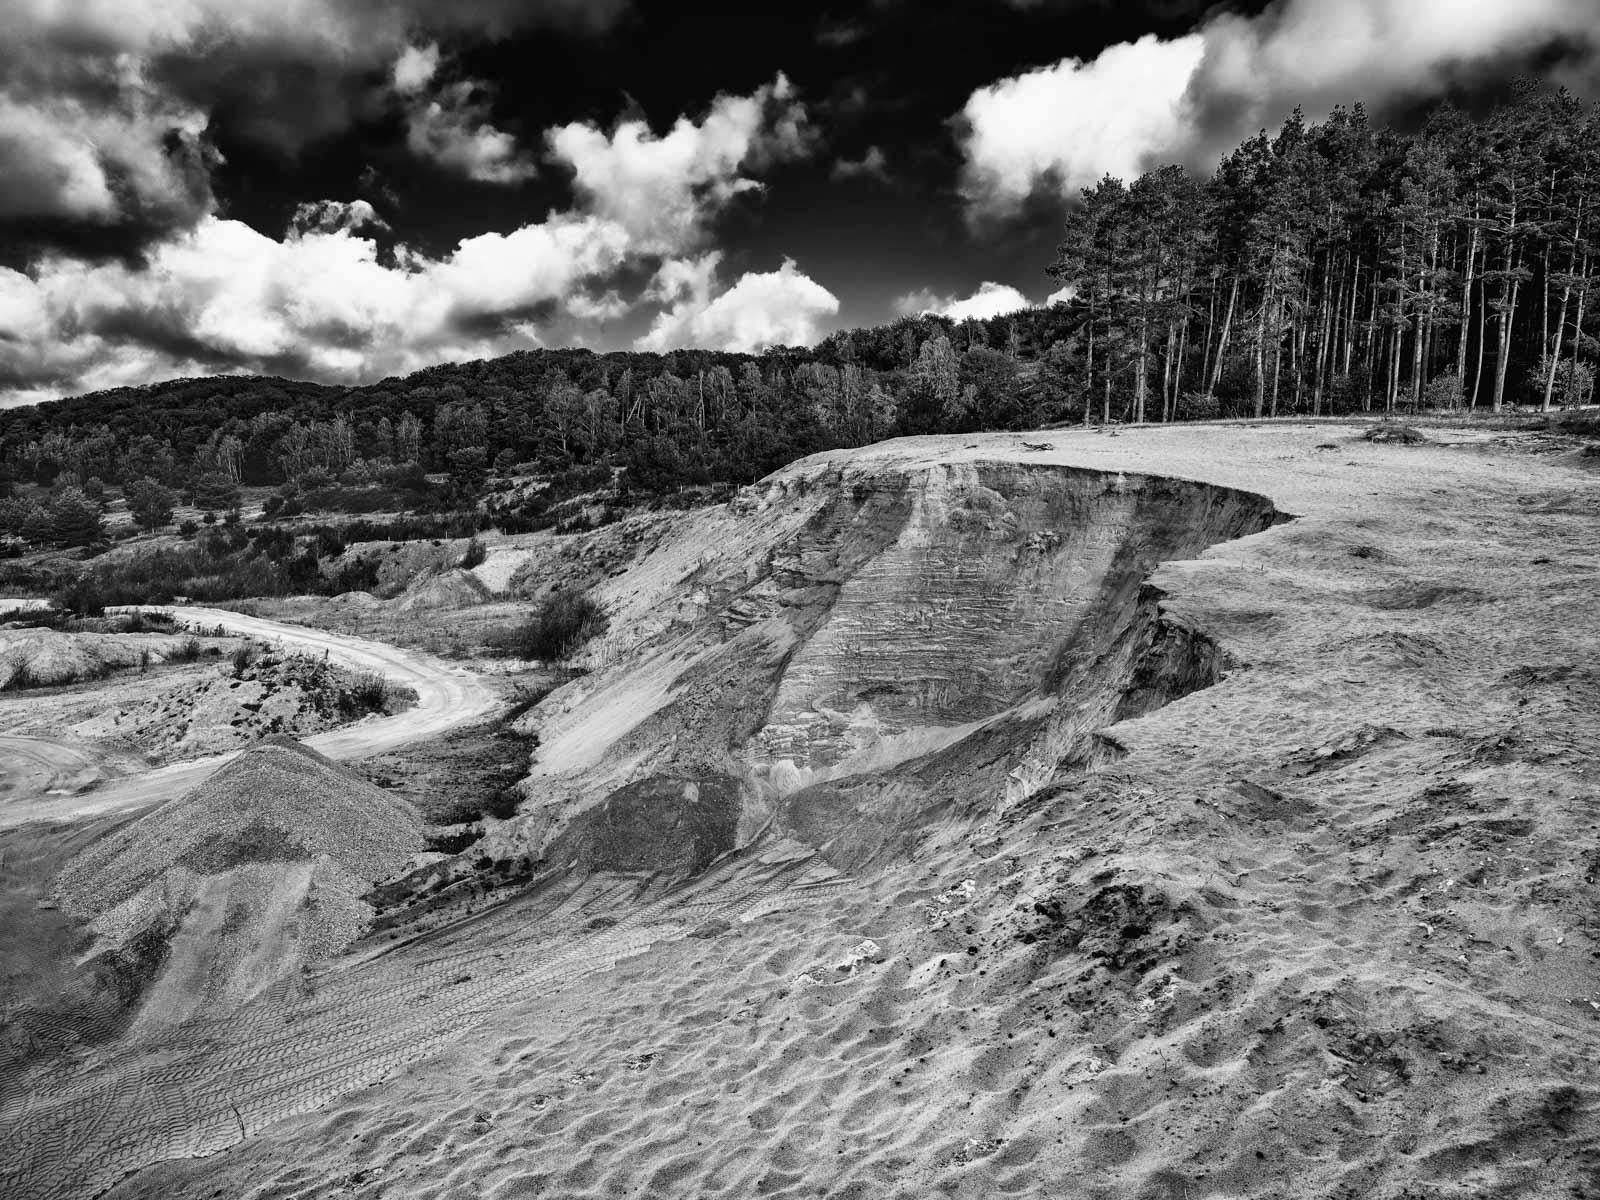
[
  {"left": 0, "top": 734, "right": 147, "bottom": 801},
  {"left": 5, "top": 420, "right": 1600, "bottom": 1200},
  {"left": 0, "top": 606, "right": 499, "bottom": 829}
]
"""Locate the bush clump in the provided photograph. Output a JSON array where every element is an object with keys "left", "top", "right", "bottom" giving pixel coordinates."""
[
  {"left": 497, "top": 589, "right": 607, "bottom": 661},
  {"left": 340, "top": 671, "right": 391, "bottom": 717}
]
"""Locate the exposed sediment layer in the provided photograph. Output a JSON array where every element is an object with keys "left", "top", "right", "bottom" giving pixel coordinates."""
[{"left": 502, "top": 459, "right": 1281, "bottom": 872}]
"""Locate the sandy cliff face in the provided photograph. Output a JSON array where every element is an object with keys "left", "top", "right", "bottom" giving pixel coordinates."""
[{"left": 499, "top": 457, "right": 1280, "bottom": 873}]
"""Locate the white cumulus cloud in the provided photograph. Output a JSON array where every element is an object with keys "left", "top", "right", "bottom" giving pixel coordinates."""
[
  {"left": 392, "top": 43, "right": 441, "bottom": 95},
  {"left": 548, "top": 74, "right": 810, "bottom": 254},
  {"left": 896, "top": 281, "right": 1035, "bottom": 321},
  {"left": 638, "top": 253, "right": 839, "bottom": 352},
  {"left": 392, "top": 44, "right": 536, "bottom": 184},
  {"left": 960, "top": 34, "right": 1204, "bottom": 219},
  {"left": 0, "top": 210, "right": 636, "bottom": 403}
]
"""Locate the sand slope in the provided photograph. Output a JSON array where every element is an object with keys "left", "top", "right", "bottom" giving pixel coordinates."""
[
  {"left": 55, "top": 738, "right": 423, "bottom": 1018},
  {"left": 5, "top": 422, "right": 1599, "bottom": 1200}
]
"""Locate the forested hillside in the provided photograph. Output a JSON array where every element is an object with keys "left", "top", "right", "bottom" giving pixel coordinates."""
[{"left": 1, "top": 86, "right": 1595, "bottom": 543}]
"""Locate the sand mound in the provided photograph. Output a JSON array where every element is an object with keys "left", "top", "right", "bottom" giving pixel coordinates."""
[
  {"left": 53, "top": 738, "right": 422, "bottom": 1025},
  {"left": 395, "top": 567, "right": 491, "bottom": 612}
]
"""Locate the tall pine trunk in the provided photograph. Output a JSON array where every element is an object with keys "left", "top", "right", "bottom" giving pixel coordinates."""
[
  {"left": 1543, "top": 278, "right": 1573, "bottom": 411},
  {"left": 1472, "top": 275, "right": 1488, "bottom": 409},
  {"left": 1569, "top": 251, "right": 1592, "bottom": 409},
  {"left": 1454, "top": 206, "right": 1480, "bottom": 407},
  {"left": 1492, "top": 247, "right": 1522, "bottom": 413},
  {"left": 1253, "top": 283, "right": 1271, "bottom": 418},
  {"left": 1208, "top": 275, "right": 1240, "bottom": 397}
]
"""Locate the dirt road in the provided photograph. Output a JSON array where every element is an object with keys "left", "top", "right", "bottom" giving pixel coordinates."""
[
  {"left": 0, "top": 735, "right": 143, "bottom": 802},
  {"left": 0, "top": 605, "right": 500, "bottom": 829}
]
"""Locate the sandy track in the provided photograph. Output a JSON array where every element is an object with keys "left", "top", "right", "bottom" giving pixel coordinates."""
[
  {"left": 0, "top": 605, "right": 499, "bottom": 829},
  {"left": 0, "top": 735, "right": 138, "bottom": 801}
]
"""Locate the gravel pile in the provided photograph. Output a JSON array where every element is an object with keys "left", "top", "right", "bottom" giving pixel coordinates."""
[{"left": 55, "top": 738, "right": 423, "bottom": 966}]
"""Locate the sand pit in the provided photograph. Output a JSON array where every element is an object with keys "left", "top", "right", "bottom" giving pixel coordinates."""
[{"left": 4, "top": 422, "right": 1599, "bottom": 1200}]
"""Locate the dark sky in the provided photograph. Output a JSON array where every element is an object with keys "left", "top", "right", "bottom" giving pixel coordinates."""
[{"left": 1, "top": 0, "right": 1595, "bottom": 405}]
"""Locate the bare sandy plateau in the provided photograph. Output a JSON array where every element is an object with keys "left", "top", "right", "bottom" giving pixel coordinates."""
[{"left": 4, "top": 420, "right": 1599, "bottom": 1200}]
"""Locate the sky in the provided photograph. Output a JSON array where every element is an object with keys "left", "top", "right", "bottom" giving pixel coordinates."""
[{"left": 1, "top": 0, "right": 1597, "bottom": 407}]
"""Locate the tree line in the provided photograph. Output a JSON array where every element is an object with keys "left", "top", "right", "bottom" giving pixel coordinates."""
[
  {"left": 1, "top": 85, "right": 1595, "bottom": 545},
  {"left": 1049, "top": 86, "right": 1599, "bottom": 422}
]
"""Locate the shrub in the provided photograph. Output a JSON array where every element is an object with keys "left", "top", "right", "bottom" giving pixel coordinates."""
[
  {"left": 1, "top": 658, "right": 111, "bottom": 691},
  {"left": 339, "top": 671, "right": 391, "bottom": 717},
  {"left": 1174, "top": 391, "right": 1221, "bottom": 421},
  {"left": 460, "top": 536, "right": 487, "bottom": 570},
  {"left": 497, "top": 589, "right": 608, "bottom": 661},
  {"left": 2, "top": 660, "right": 38, "bottom": 691},
  {"left": 231, "top": 644, "right": 257, "bottom": 675},
  {"left": 1423, "top": 371, "right": 1465, "bottom": 410},
  {"left": 53, "top": 575, "right": 106, "bottom": 616},
  {"left": 170, "top": 637, "right": 204, "bottom": 663},
  {"left": 116, "top": 609, "right": 175, "bottom": 634}
]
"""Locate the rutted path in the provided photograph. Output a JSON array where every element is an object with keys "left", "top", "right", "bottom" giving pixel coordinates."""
[{"left": 0, "top": 605, "right": 500, "bottom": 830}]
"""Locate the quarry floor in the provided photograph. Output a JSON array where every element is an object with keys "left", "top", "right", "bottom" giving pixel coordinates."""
[{"left": 5, "top": 420, "right": 1599, "bottom": 1200}]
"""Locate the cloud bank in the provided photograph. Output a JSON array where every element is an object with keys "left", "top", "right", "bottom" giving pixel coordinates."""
[
  {"left": 0, "top": 76, "right": 836, "bottom": 405},
  {"left": 959, "top": 0, "right": 1600, "bottom": 219}
]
